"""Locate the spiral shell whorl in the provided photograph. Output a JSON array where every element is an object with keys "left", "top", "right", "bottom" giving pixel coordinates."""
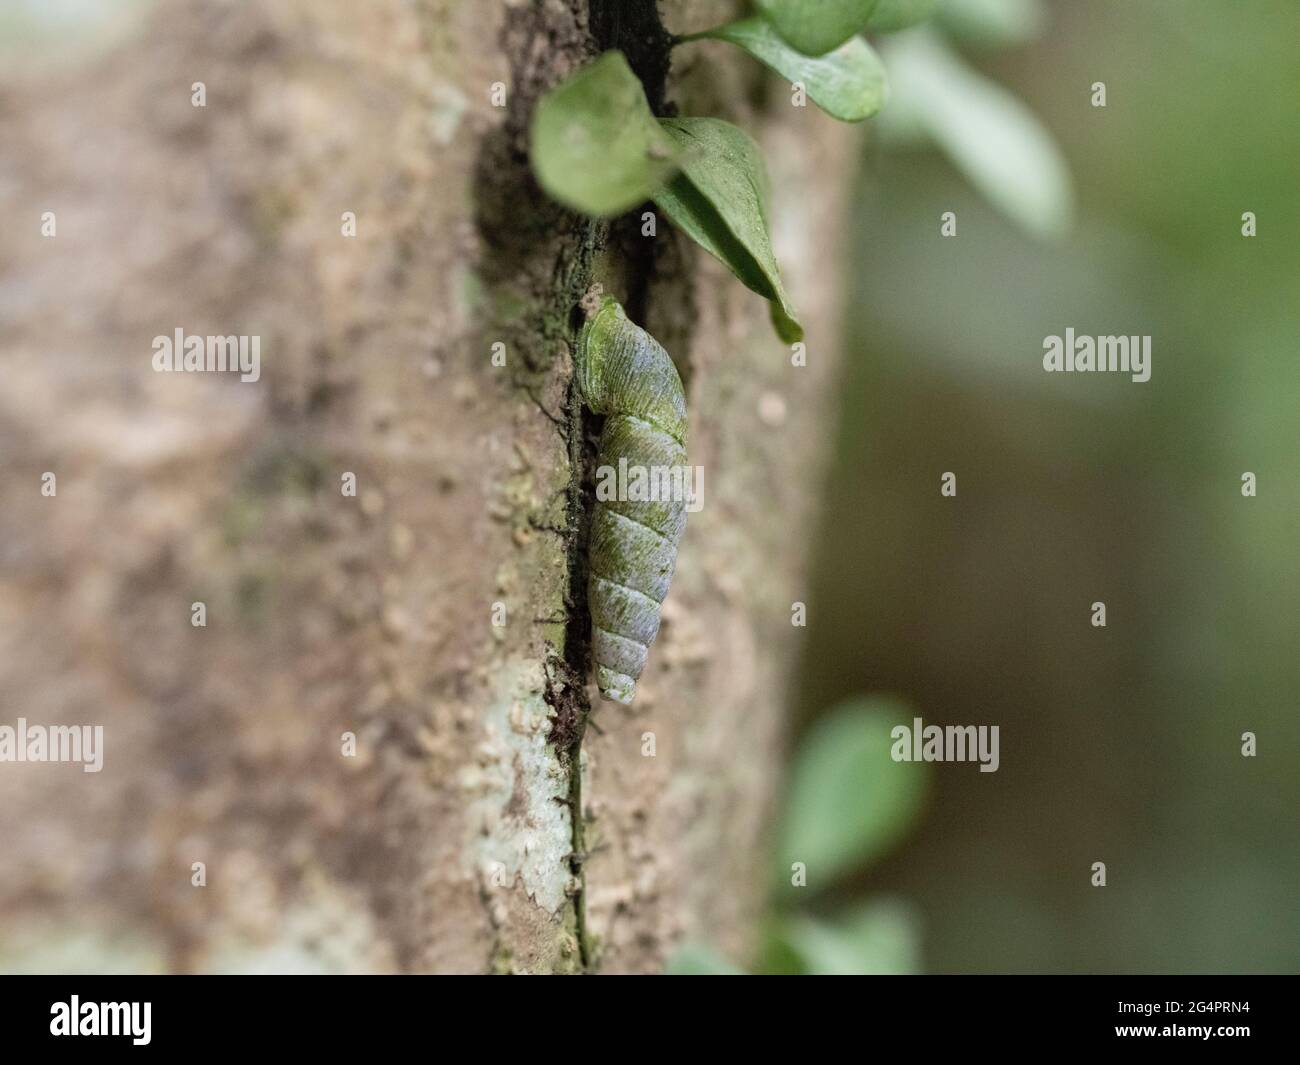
[{"left": 577, "top": 298, "right": 688, "bottom": 704}]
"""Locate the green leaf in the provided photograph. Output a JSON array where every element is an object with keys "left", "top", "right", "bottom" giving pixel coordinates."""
[
  {"left": 866, "top": 0, "right": 940, "bottom": 32},
  {"left": 936, "top": 0, "right": 1048, "bottom": 48},
  {"left": 686, "top": 17, "right": 888, "bottom": 123},
  {"left": 770, "top": 901, "right": 922, "bottom": 975},
  {"left": 664, "top": 943, "right": 747, "bottom": 975},
  {"left": 773, "top": 697, "right": 927, "bottom": 890},
  {"left": 529, "top": 51, "right": 681, "bottom": 217},
  {"left": 880, "top": 29, "right": 1074, "bottom": 239},
  {"left": 654, "top": 118, "right": 803, "bottom": 342},
  {"left": 755, "top": 0, "right": 880, "bottom": 57}
]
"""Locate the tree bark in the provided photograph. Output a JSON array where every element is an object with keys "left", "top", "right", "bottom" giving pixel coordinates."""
[{"left": 0, "top": 0, "right": 857, "bottom": 973}]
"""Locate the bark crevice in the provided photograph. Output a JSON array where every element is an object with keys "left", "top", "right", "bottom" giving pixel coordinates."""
[
  {"left": 472, "top": 0, "right": 678, "bottom": 972},
  {"left": 551, "top": 0, "right": 680, "bottom": 975}
]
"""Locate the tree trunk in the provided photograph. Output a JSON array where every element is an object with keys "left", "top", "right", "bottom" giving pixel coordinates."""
[{"left": 0, "top": 0, "right": 857, "bottom": 973}]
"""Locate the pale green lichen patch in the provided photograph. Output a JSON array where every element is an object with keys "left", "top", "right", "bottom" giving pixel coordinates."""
[{"left": 459, "top": 658, "right": 572, "bottom": 916}]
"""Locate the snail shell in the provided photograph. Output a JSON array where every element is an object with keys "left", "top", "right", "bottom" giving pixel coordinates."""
[{"left": 575, "top": 297, "right": 688, "bottom": 704}]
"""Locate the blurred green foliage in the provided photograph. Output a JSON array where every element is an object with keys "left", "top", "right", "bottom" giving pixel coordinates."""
[
  {"left": 772, "top": 699, "right": 927, "bottom": 889},
  {"left": 869, "top": 0, "right": 942, "bottom": 34},
  {"left": 936, "top": 0, "right": 1045, "bottom": 47},
  {"left": 797, "top": 0, "right": 1300, "bottom": 973},
  {"left": 669, "top": 699, "right": 929, "bottom": 974},
  {"left": 878, "top": 2, "right": 1073, "bottom": 238}
]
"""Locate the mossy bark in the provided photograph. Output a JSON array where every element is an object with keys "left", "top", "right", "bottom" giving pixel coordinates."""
[{"left": 0, "top": 0, "right": 858, "bottom": 973}]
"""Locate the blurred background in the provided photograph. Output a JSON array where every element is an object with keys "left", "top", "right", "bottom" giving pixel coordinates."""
[{"left": 771, "top": 0, "right": 1300, "bottom": 974}]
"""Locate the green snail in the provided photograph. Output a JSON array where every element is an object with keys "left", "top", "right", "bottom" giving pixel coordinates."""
[{"left": 575, "top": 295, "right": 689, "bottom": 704}]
